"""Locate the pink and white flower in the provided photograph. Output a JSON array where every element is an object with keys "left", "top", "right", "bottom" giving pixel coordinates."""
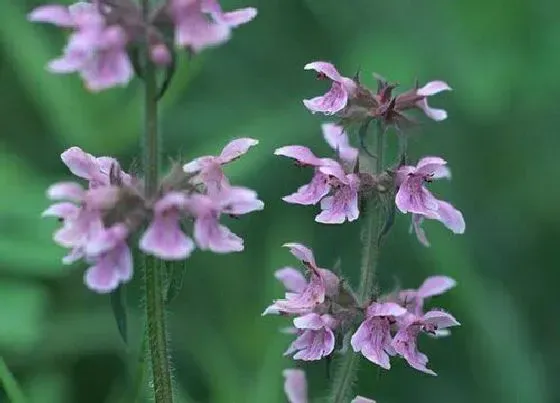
[
  {"left": 28, "top": 2, "right": 133, "bottom": 91},
  {"left": 396, "top": 156, "right": 465, "bottom": 245},
  {"left": 303, "top": 62, "right": 357, "bottom": 115},
  {"left": 392, "top": 310, "right": 460, "bottom": 375},
  {"left": 351, "top": 302, "right": 407, "bottom": 369},
  {"left": 285, "top": 313, "right": 336, "bottom": 361},
  {"left": 184, "top": 138, "right": 258, "bottom": 193},
  {"left": 169, "top": 0, "right": 257, "bottom": 52}
]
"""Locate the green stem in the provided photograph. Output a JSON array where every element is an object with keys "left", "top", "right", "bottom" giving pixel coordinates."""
[
  {"left": 329, "top": 123, "right": 385, "bottom": 403},
  {"left": 0, "top": 357, "right": 27, "bottom": 403},
  {"left": 141, "top": 1, "right": 173, "bottom": 400}
]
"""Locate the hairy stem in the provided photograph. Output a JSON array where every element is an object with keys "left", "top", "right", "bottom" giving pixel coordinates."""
[
  {"left": 0, "top": 357, "right": 27, "bottom": 403},
  {"left": 141, "top": 1, "right": 173, "bottom": 400},
  {"left": 329, "top": 124, "right": 385, "bottom": 403}
]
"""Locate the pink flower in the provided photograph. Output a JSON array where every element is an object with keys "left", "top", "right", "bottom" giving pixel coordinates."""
[
  {"left": 184, "top": 138, "right": 258, "bottom": 193},
  {"left": 283, "top": 369, "right": 307, "bottom": 403},
  {"left": 285, "top": 313, "right": 336, "bottom": 361},
  {"left": 392, "top": 310, "right": 460, "bottom": 375},
  {"left": 275, "top": 140, "right": 361, "bottom": 224},
  {"left": 351, "top": 302, "right": 407, "bottom": 369},
  {"left": 416, "top": 81, "right": 452, "bottom": 121},
  {"left": 321, "top": 123, "right": 358, "bottom": 170},
  {"left": 263, "top": 243, "right": 339, "bottom": 315},
  {"left": 169, "top": 0, "right": 257, "bottom": 52},
  {"left": 399, "top": 276, "right": 456, "bottom": 316},
  {"left": 316, "top": 164, "right": 360, "bottom": 224},
  {"left": 140, "top": 192, "right": 195, "bottom": 260},
  {"left": 28, "top": 2, "right": 133, "bottom": 91},
  {"left": 187, "top": 186, "right": 263, "bottom": 253},
  {"left": 396, "top": 157, "right": 465, "bottom": 244},
  {"left": 42, "top": 182, "right": 117, "bottom": 264},
  {"left": 84, "top": 223, "right": 133, "bottom": 293},
  {"left": 303, "top": 62, "right": 357, "bottom": 115},
  {"left": 283, "top": 369, "right": 375, "bottom": 403},
  {"left": 274, "top": 145, "right": 336, "bottom": 205},
  {"left": 61, "top": 146, "right": 131, "bottom": 187}
]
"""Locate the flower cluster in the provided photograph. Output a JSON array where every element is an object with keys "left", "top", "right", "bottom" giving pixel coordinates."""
[
  {"left": 275, "top": 123, "right": 360, "bottom": 224},
  {"left": 283, "top": 368, "right": 375, "bottom": 403},
  {"left": 303, "top": 61, "right": 451, "bottom": 124},
  {"left": 28, "top": 0, "right": 257, "bottom": 90},
  {"left": 264, "top": 245, "right": 459, "bottom": 375},
  {"left": 274, "top": 61, "right": 465, "bottom": 245},
  {"left": 43, "top": 139, "right": 263, "bottom": 292}
]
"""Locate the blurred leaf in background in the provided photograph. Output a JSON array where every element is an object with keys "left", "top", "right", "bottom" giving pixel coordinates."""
[{"left": 1, "top": 0, "right": 558, "bottom": 402}]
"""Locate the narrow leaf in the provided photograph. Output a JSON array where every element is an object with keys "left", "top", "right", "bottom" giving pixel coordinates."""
[
  {"left": 110, "top": 285, "right": 128, "bottom": 345},
  {"left": 165, "top": 259, "right": 187, "bottom": 304}
]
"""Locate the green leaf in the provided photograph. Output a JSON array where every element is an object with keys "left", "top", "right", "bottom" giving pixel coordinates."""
[{"left": 110, "top": 285, "right": 128, "bottom": 345}]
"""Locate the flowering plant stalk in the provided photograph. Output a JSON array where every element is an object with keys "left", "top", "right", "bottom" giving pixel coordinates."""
[
  {"left": 28, "top": 0, "right": 260, "bottom": 402},
  {"left": 266, "top": 63, "right": 465, "bottom": 403}
]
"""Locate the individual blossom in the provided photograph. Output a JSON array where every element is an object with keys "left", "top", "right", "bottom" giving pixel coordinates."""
[
  {"left": 84, "top": 223, "right": 133, "bottom": 292},
  {"left": 61, "top": 146, "right": 132, "bottom": 187},
  {"left": 285, "top": 313, "right": 336, "bottom": 361},
  {"left": 275, "top": 124, "right": 360, "bottom": 224},
  {"left": 283, "top": 369, "right": 376, "bottom": 403},
  {"left": 398, "top": 276, "right": 456, "bottom": 317},
  {"left": 392, "top": 310, "right": 460, "bottom": 375},
  {"left": 186, "top": 185, "right": 264, "bottom": 253},
  {"left": 139, "top": 192, "right": 195, "bottom": 260},
  {"left": 262, "top": 243, "right": 340, "bottom": 315},
  {"left": 28, "top": 2, "right": 134, "bottom": 91},
  {"left": 303, "top": 62, "right": 357, "bottom": 115},
  {"left": 395, "top": 156, "right": 465, "bottom": 245},
  {"left": 184, "top": 137, "right": 259, "bottom": 193},
  {"left": 351, "top": 302, "right": 407, "bottom": 369},
  {"left": 169, "top": 0, "right": 257, "bottom": 52},
  {"left": 371, "top": 74, "right": 452, "bottom": 124}
]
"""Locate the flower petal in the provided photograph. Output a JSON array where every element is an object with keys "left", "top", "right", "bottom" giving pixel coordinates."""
[
  {"left": 283, "top": 243, "right": 316, "bottom": 267},
  {"left": 274, "top": 267, "right": 307, "bottom": 293},
  {"left": 219, "top": 138, "right": 259, "bottom": 163},
  {"left": 417, "top": 276, "right": 456, "bottom": 298},
  {"left": 417, "top": 80, "right": 451, "bottom": 96},
  {"left": 274, "top": 145, "right": 322, "bottom": 166},
  {"left": 28, "top": 5, "right": 73, "bottom": 27},
  {"left": 283, "top": 369, "right": 308, "bottom": 403}
]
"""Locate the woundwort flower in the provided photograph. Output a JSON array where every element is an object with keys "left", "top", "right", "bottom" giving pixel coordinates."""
[
  {"left": 372, "top": 75, "right": 452, "bottom": 124},
  {"left": 392, "top": 310, "right": 460, "bottom": 375},
  {"left": 169, "top": 0, "right": 257, "bottom": 52},
  {"left": 398, "top": 275, "right": 456, "bottom": 317},
  {"left": 28, "top": 2, "right": 133, "bottom": 91},
  {"left": 351, "top": 302, "right": 407, "bottom": 369},
  {"left": 263, "top": 243, "right": 339, "bottom": 315},
  {"left": 184, "top": 138, "right": 259, "bottom": 193},
  {"left": 84, "top": 223, "right": 133, "bottom": 292},
  {"left": 187, "top": 186, "right": 264, "bottom": 253},
  {"left": 283, "top": 369, "right": 376, "bottom": 403},
  {"left": 285, "top": 313, "right": 336, "bottom": 361},
  {"left": 396, "top": 156, "right": 465, "bottom": 245},
  {"left": 29, "top": 0, "right": 258, "bottom": 90},
  {"left": 139, "top": 192, "right": 195, "bottom": 260},
  {"left": 44, "top": 140, "right": 263, "bottom": 293},
  {"left": 303, "top": 62, "right": 357, "bottom": 115},
  {"left": 275, "top": 124, "right": 360, "bottom": 224}
]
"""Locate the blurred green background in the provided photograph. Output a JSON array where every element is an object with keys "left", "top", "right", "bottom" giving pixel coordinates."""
[{"left": 1, "top": 0, "right": 558, "bottom": 402}]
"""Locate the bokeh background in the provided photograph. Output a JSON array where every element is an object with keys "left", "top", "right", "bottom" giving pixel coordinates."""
[{"left": 1, "top": 0, "right": 558, "bottom": 402}]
